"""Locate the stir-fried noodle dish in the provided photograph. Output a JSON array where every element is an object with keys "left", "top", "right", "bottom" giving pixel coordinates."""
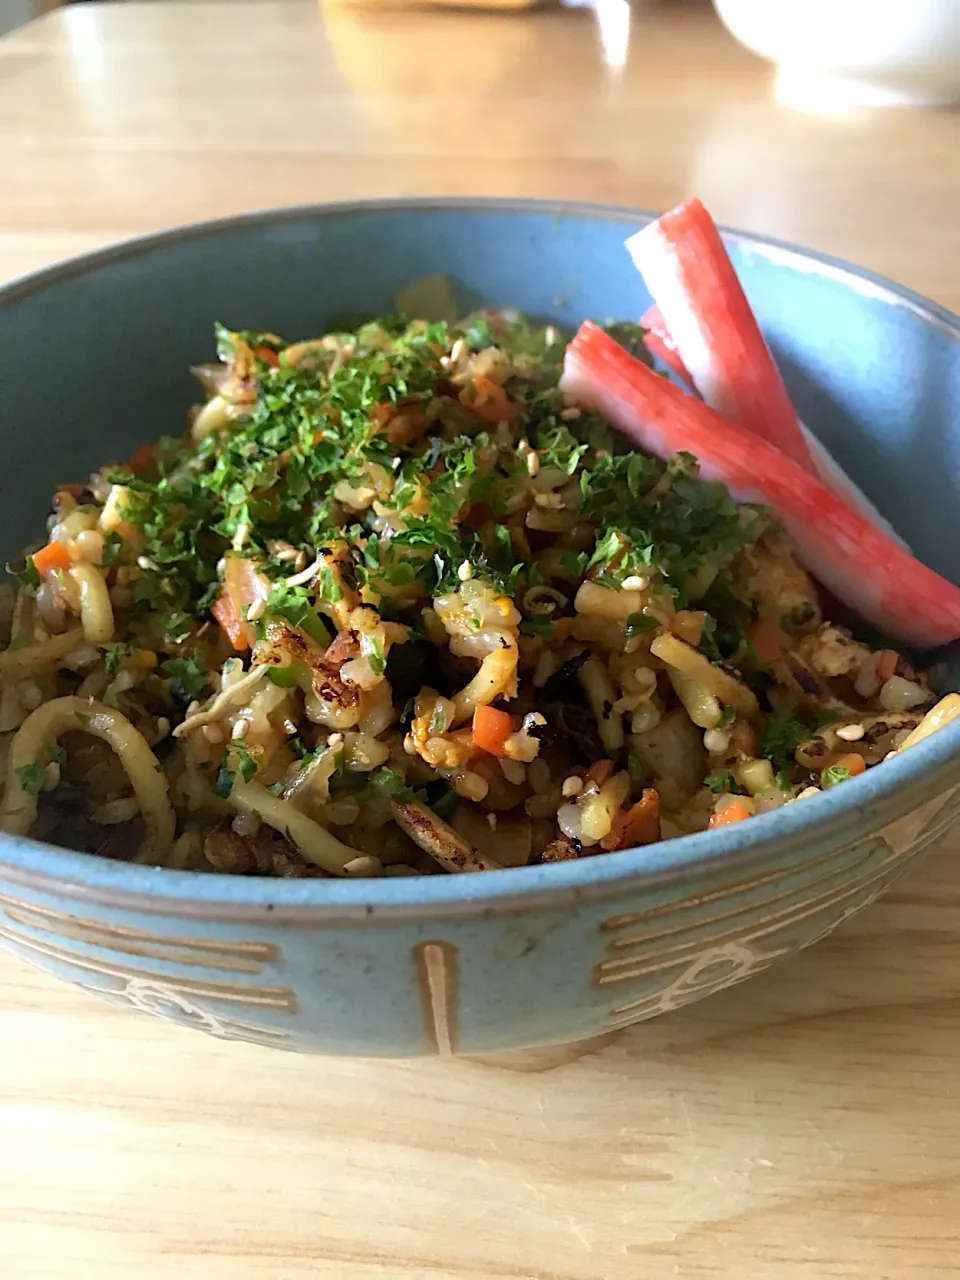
[{"left": 2, "top": 199, "right": 959, "bottom": 879}]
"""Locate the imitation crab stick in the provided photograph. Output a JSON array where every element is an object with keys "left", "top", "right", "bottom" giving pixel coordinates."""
[
  {"left": 627, "top": 199, "right": 814, "bottom": 472},
  {"left": 643, "top": 296, "right": 908, "bottom": 545},
  {"left": 631, "top": 202, "right": 907, "bottom": 543},
  {"left": 560, "top": 321, "right": 960, "bottom": 650},
  {"left": 643, "top": 297, "right": 908, "bottom": 546},
  {"left": 640, "top": 305, "right": 694, "bottom": 387},
  {"left": 793, "top": 422, "right": 909, "bottom": 549}
]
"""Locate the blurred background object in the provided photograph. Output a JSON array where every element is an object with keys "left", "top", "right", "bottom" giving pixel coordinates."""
[
  {"left": 0, "top": 0, "right": 55, "bottom": 37},
  {"left": 714, "top": 0, "right": 960, "bottom": 108},
  {"left": 322, "top": 0, "right": 543, "bottom": 7}
]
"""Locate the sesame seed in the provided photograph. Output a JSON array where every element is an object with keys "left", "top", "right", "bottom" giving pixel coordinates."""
[
  {"left": 526, "top": 451, "right": 541, "bottom": 477},
  {"left": 560, "top": 406, "right": 581, "bottom": 421},
  {"left": 703, "top": 728, "right": 732, "bottom": 754},
  {"left": 268, "top": 540, "right": 299, "bottom": 562},
  {"left": 232, "top": 718, "right": 250, "bottom": 740},
  {"left": 836, "top": 723, "right": 865, "bottom": 742},
  {"left": 562, "top": 775, "right": 583, "bottom": 798},
  {"left": 487, "top": 812, "right": 498, "bottom": 830},
  {"left": 622, "top": 575, "right": 648, "bottom": 591},
  {"left": 245, "top": 597, "right": 267, "bottom": 622},
  {"left": 458, "top": 561, "right": 473, "bottom": 582},
  {"left": 343, "top": 855, "right": 383, "bottom": 877}
]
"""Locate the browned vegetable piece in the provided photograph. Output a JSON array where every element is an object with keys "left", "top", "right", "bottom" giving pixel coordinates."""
[
  {"left": 203, "top": 820, "right": 329, "bottom": 878},
  {"left": 732, "top": 533, "right": 821, "bottom": 631},
  {"left": 601, "top": 788, "right": 661, "bottom": 851},
  {"left": 651, "top": 631, "right": 759, "bottom": 720},
  {"left": 254, "top": 619, "right": 359, "bottom": 710},
  {"left": 771, "top": 650, "right": 859, "bottom": 716},
  {"left": 794, "top": 623, "right": 872, "bottom": 680},
  {"left": 391, "top": 801, "right": 502, "bottom": 873},
  {"left": 323, "top": 628, "right": 361, "bottom": 666},
  {"left": 539, "top": 835, "right": 581, "bottom": 864}
]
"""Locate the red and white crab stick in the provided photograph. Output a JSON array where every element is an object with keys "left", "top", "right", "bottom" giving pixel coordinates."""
[
  {"left": 639, "top": 304, "right": 694, "bottom": 388},
  {"left": 560, "top": 321, "right": 960, "bottom": 650},
  {"left": 633, "top": 200, "right": 908, "bottom": 547},
  {"left": 628, "top": 198, "right": 815, "bottom": 472}
]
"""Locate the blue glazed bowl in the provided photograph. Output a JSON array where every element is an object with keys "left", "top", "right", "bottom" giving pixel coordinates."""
[{"left": 1, "top": 199, "right": 959, "bottom": 1057}]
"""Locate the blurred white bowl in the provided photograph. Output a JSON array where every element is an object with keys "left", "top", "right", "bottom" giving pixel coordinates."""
[{"left": 714, "top": 0, "right": 960, "bottom": 107}]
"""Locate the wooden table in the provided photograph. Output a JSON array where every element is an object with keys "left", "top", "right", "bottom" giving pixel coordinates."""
[{"left": 1, "top": 3, "right": 959, "bottom": 1276}]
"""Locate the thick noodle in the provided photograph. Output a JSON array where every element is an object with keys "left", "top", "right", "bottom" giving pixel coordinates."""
[
  {"left": 451, "top": 644, "right": 518, "bottom": 724},
  {"left": 69, "top": 564, "right": 115, "bottom": 644},
  {"left": 0, "top": 627, "right": 85, "bottom": 677},
  {"left": 0, "top": 696, "right": 175, "bottom": 863},
  {"left": 228, "top": 778, "right": 363, "bottom": 875}
]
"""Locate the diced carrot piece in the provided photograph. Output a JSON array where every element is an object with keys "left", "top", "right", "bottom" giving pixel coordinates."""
[
  {"left": 602, "top": 788, "right": 661, "bottom": 850},
  {"left": 472, "top": 703, "right": 513, "bottom": 757},
  {"left": 227, "top": 556, "right": 269, "bottom": 611},
  {"left": 31, "top": 540, "right": 73, "bottom": 578},
  {"left": 211, "top": 592, "right": 248, "bottom": 651},
  {"left": 215, "top": 556, "right": 271, "bottom": 650},
  {"left": 875, "top": 650, "right": 899, "bottom": 684},
  {"left": 836, "top": 752, "right": 866, "bottom": 777},
  {"left": 585, "top": 759, "right": 615, "bottom": 787},
  {"left": 709, "top": 798, "right": 752, "bottom": 828},
  {"left": 460, "top": 375, "right": 522, "bottom": 425},
  {"left": 255, "top": 346, "right": 279, "bottom": 367},
  {"left": 560, "top": 321, "right": 960, "bottom": 651},
  {"left": 128, "top": 443, "right": 155, "bottom": 475}
]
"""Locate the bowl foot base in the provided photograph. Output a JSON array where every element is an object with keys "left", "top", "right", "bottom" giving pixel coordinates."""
[{"left": 463, "top": 1030, "right": 622, "bottom": 1073}]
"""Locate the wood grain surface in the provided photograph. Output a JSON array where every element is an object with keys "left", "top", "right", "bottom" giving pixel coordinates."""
[{"left": 1, "top": 2, "right": 959, "bottom": 1276}]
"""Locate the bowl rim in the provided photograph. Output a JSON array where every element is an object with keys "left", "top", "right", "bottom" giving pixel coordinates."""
[{"left": 1, "top": 194, "right": 958, "bottom": 922}]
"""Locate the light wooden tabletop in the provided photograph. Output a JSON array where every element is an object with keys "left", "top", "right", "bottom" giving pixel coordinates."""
[{"left": 1, "top": 2, "right": 960, "bottom": 1277}]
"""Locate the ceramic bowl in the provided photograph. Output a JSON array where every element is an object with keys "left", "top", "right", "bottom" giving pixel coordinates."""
[
  {"left": 714, "top": 0, "right": 960, "bottom": 107},
  {"left": 1, "top": 200, "right": 959, "bottom": 1058}
]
